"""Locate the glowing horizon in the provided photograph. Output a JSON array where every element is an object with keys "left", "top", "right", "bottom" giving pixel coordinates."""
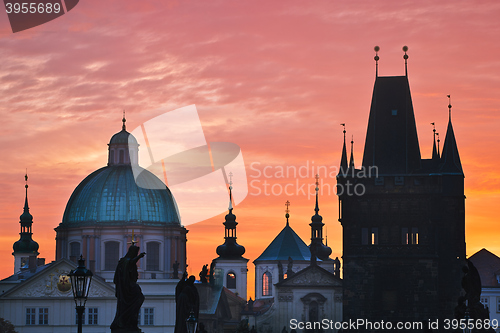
[{"left": 1, "top": 1, "right": 500, "bottom": 300}]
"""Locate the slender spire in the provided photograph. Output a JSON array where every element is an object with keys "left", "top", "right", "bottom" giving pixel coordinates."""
[
  {"left": 437, "top": 132, "right": 440, "bottom": 157},
  {"left": 340, "top": 124, "right": 348, "bottom": 174},
  {"left": 374, "top": 46, "right": 380, "bottom": 77},
  {"left": 228, "top": 172, "right": 233, "bottom": 211},
  {"left": 440, "top": 95, "right": 463, "bottom": 174},
  {"left": 285, "top": 200, "right": 290, "bottom": 226},
  {"left": 431, "top": 122, "right": 439, "bottom": 160},
  {"left": 348, "top": 135, "right": 355, "bottom": 171},
  {"left": 309, "top": 174, "right": 331, "bottom": 260},
  {"left": 122, "top": 110, "right": 126, "bottom": 131},
  {"left": 403, "top": 45, "right": 409, "bottom": 76},
  {"left": 24, "top": 171, "right": 29, "bottom": 212},
  {"left": 216, "top": 171, "right": 245, "bottom": 259},
  {"left": 314, "top": 174, "right": 320, "bottom": 214}
]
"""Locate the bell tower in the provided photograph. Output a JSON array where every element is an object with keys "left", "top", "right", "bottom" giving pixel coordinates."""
[{"left": 338, "top": 47, "right": 465, "bottom": 329}]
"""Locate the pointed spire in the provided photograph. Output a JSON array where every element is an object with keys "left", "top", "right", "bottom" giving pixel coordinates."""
[
  {"left": 228, "top": 172, "right": 233, "bottom": 211},
  {"left": 431, "top": 123, "right": 439, "bottom": 160},
  {"left": 216, "top": 172, "right": 245, "bottom": 259},
  {"left": 440, "top": 95, "right": 463, "bottom": 174},
  {"left": 348, "top": 135, "right": 355, "bottom": 172},
  {"left": 340, "top": 124, "right": 348, "bottom": 175},
  {"left": 314, "top": 174, "right": 320, "bottom": 214},
  {"left": 24, "top": 171, "right": 29, "bottom": 213},
  {"left": 285, "top": 200, "right": 290, "bottom": 226},
  {"left": 122, "top": 110, "right": 126, "bottom": 131},
  {"left": 437, "top": 132, "right": 440, "bottom": 157},
  {"left": 403, "top": 45, "right": 409, "bottom": 76},
  {"left": 374, "top": 46, "right": 380, "bottom": 77}
]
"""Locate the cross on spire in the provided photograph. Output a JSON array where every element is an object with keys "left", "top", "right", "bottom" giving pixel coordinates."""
[
  {"left": 285, "top": 200, "right": 290, "bottom": 226},
  {"left": 122, "top": 110, "right": 126, "bottom": 131}
]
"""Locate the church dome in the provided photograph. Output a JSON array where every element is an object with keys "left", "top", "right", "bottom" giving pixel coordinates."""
[
  {"left": 61, "top": 165, "right": 180, "bottom": 226},
  {"left": 61, "top": 120, "right": 180, "bottom": 227}
]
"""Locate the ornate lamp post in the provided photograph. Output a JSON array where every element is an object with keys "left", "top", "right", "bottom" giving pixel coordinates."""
[
  {"left": 68, "top": 255, "right": 93, "bottom": 333},
  {"left": 186, "top": 310, "right": 198, "bottom": 333}
]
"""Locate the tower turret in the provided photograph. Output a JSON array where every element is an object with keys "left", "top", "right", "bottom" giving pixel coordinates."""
[
  {"left": 308, "top": 175, "right": 332, "bottom": 261},
  {"left": 440, "top": 96, "right": 463, "bottom": 174},
  {"left": 13, "top": 174, "right": 40, "bottom": 273}
]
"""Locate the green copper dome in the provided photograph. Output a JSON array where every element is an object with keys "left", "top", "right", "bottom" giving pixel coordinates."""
[{"left": 61, "top": 165, "right": 180, "bottom": 226}]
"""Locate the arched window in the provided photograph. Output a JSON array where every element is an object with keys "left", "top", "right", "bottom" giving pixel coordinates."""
[
  {"left": 146, "top": 242, "right": 160, "bottom": 271},
  {"left": 104, "top": 241, "right": 120, "bottom": 271},
  {"left": 119, "top": 150, "right": 125, "bottom": 164},
  {"left": 262, "top": 272, "right": 272, "bottom": 296},
  {"left": 69, "top": 242, "right": 80, "bottom": 262},
  {"left": 226, "top": 272, "right": 236, "bottom": 289}
]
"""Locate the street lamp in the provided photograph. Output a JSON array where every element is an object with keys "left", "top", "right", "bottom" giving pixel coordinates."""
[
  {"left": 186, "top": 310, "right": 198, "bottom": 333},
  {"left": 68, "top": 255, "right": 93, "bottom": 333}
]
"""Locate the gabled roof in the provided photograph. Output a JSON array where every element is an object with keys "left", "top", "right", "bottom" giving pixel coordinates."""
[
  {"left": 468, "top": 248, "right": 500, "bottom": 288},
  {"left": 1, "top": 258, "right": 115, "bottom": 299},
  {"left": 254, "top": 224, "right": 310, "bottom": 262}
]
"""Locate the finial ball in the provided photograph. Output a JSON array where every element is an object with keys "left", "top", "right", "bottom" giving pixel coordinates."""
[
  {"left": 448, "top": 104, "right": 452, "bottom": 109},
  {"left": 285, "top": 213, "right": 289, "bottom": 219},
  {"left": 374, "top": 46, "right": 380, "bottom": 52},
  {"left": 402, "top": 45, "right": 408, "bottom": 52},
  {"left": 25, "top": 184, "right": 28, "bottom": 189},
  {"left": 374, "top": 55, "right": 379, "bottom": 61}
]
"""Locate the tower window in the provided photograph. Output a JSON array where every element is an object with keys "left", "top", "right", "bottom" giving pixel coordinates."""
[
  {"left": 226, "top": 272, "right": 236, "bottom": 289},
  {"left": 262, "top": 272, "right": 272, "bottom": 296},
  {"left": 110, "top": 149, "right": 115, "bottom": 164},
  {"left": 146, "top": 242, "right": 160, "bottom": 271},
  {"left": 104, "top": 241, "right": 120, "bottom": 271},
  {"left": 402, "top": 228, "right": 419, "bottom": 245},
  {"left": 411, "top": 227, "right": 419, "bottom": 245},
  {"left": 371, "top": 228, "right": 378, "bottom": 245},
  {"left": 362, "top": 228, "right": 378, "bottom": 245},
  {"left": 392, "top": 109, "right": 398, "bottom": 116}
]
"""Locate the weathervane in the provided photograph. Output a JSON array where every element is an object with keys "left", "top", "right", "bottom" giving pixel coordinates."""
[{"left": 403, "top": 45, "right": 409, "bottom": 76}]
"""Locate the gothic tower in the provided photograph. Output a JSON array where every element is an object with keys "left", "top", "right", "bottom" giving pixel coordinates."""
[{"left": 337, "top": 47, "right": 465, "bottom": 330}]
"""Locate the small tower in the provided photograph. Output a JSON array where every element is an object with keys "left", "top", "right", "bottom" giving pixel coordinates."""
[
  {"left": 214, "top": 173, "right": 248, "bottom": 299},
  {"left": 13, "top": 174, "right": 40, "bottom": 274},
  {"left": 107, "top": 112, "right": 139, "bottom": 166},
  {"left": 308, "top": 175, "right": 332, "bottom": 261}
]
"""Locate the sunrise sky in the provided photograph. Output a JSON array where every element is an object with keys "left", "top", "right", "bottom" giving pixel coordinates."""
[{"left": 0, "top": 0, "right": 499, "bottom": 299}]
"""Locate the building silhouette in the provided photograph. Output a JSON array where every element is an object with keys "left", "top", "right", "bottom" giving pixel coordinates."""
[{"left": 337, "top": 47, "right": 465, "bottom": 330}]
